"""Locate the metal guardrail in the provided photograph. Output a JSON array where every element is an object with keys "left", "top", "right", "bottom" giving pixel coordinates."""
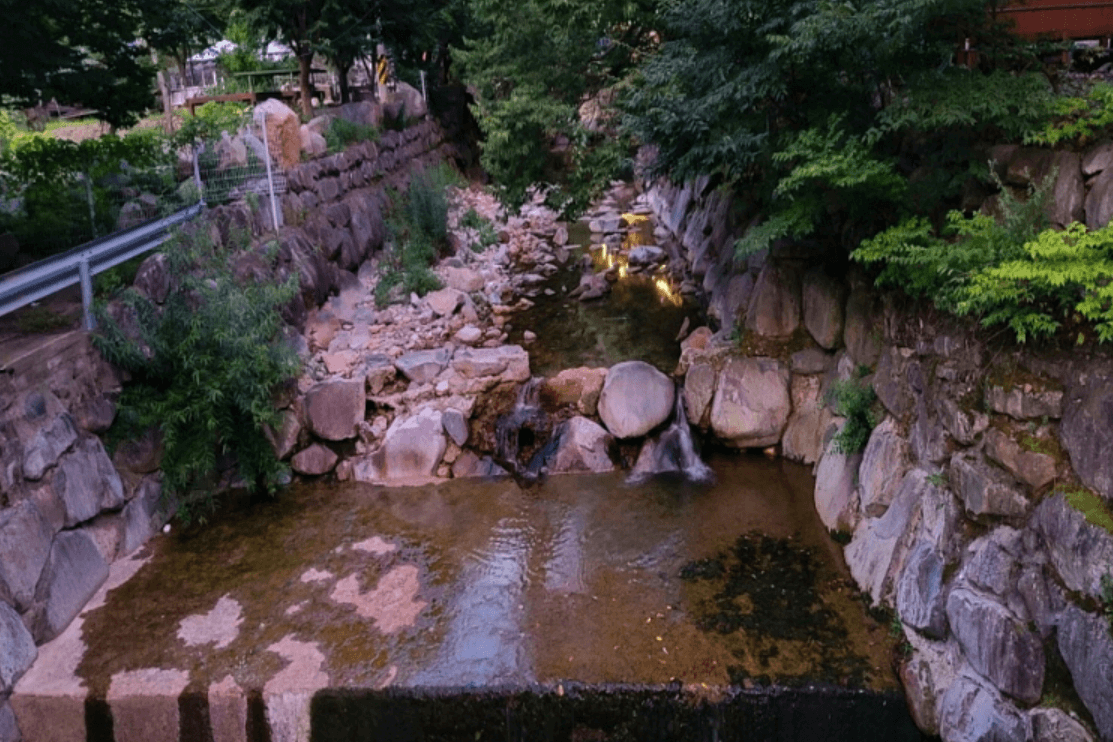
[{"left": 0, "top": 202, "right": 204, "bottom": 331}]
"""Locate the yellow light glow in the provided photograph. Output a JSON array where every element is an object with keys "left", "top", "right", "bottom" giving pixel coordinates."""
[
  {"left": 622, "top": 213, "right": 649, "bottom": 227},
  {"left": 654, "top": 277, "right": 683, "bottom": 307}
]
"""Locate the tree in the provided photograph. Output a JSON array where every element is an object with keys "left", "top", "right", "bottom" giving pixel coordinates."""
[
  {"left": 455, "top": 0, "right": 659, "bottom": 211},
  {"left": 0, "top": 0, "right": 159, "bottom": 127}
]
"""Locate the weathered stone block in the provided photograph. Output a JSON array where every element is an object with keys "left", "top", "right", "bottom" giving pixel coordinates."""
[
  {"left": 304, "top": 379, "right": 365, "bottom": 441},
  {"left": 950, "top": 452, "right": 1030, "bottom": 519},
  {"left": 597, "top": 361, "right": 675, "bottom": 440},
  {"left": 1057, "top": 604, "right": 1113, "bottom": 740},
  {"left": 54, "top": 437, "right": 125, "bottom": 527},
  {"left": 744, "top": 262, "right": 801, "bottom": 337},
  {"left": 1060, "top": 376, "right": 1113, "bottom": 499},
  {"left": 896, "top": 543, "right": 946, "bottom": 639},
  {"left": 938, "top": 672, "right": 1032, "bottom": 742},
  {"left": 0, "top": 600, "right": 36, "bottom": 693},
  {"left": 709, "top": 357, "right": 791, "bottom": 448},
  {"left": 1031, "top": 493, "right": 1113, "bottom": 600},
  {"left": 33, "top": 529, "right": 109, "bottom": 642},
  {"left": 0, "top": 500, "right": 55, "bottom": 610},
  {"left": 858, "top": 417, "right": 910, "bottom": 517},
  {"left": 802, "top": 269, "right": 846, "bottom": 349},
  {"left": 291, "top": 444, "right": 338, "bottom": 476},
  {"left": 946, "top": 587, "right": 1044, "bottom": 703}
]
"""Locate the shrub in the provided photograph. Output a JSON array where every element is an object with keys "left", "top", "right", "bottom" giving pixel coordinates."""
[
  {"left": 827, "top": 377, "right": 877, "bottom": 454},
  {"left": 93, "top": 230, "right": 299, "bottom": 524},
  {"left": 173, "top": 102, "right": 250, "bottom": 147},
  {"left": 1028, "top": 82, "right": 1113, "bottom": 147},
  {"left": 324, "top": 117, "right": 379, "bottom": 153}
]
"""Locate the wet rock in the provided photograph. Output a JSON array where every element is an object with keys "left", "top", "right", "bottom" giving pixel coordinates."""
[
  {"left": 900, "top": 632, "right": 961, "bottom": 737},
  {"left": 938, "top": 672, "right": 1032, "bottom": 742},
  {"left": 0, "top": 498, "right": 53, "bottom": 609},
  {"left": 709, "top": 357, "right": 791, "bottom": 448},
  {"left": 950, "top": 452, "right": 1030, "bottom": 519},
  {"left": 55, "top": 437, "right": 125, "bottom": 527},
  {"left": 947, "top": 586, "right": 1044, "bottom": 704},
  {"left": 441, "top": 408, "right": 469, "bottom": 447},
  {"left": 682, "top": 356, "right": 717, "bottom": 428},
  {"left": 354, "top": 408, "right": 446, "bottom": 482},
  {"left": 0, "top": 700, "right": 16, "bottom": 742},
  {"left": 394, "top": 348, "right": 450, "bottom": 383},
  {"left": 121, "top": 477, "right": 161, "bottom": 557},
  {"left": 802, "top": 269, "right": 846, "bottom": 349},
  {"left": 265, "top": 409, "right": 302, "bottom": 461},
  {"left": 813, "top": 434, "right": 861, "bottom": 533},
  {"left": 33, "top": 529, "right": 109, "bottom": 642},
  {"left": 1060, "top": 377, "right": 1113, "bottom": 499},
  {"left": 744, "top": 263, "right": 801, "bottom": 337},
  {"left": 845, "top": 468, "right": 926, "bottom": 604},
  {"left": 450, "top": 451, "right": 507, "bottom": 479},
  {"left": 858, "top": 417, "right": 910, "bottom": 517},
  {"left": 1031, "top": 493, "right": 1113, "bottom": 600},
  {"left": 1057, "top": 604, "right": 1113, "bottom": 740},
  {"left": 291, "top": 444, "right": 338, "bottom": 476},
  {"left": 133, "top": 253, "right": 171, "bottom": 304},
  {"left": 21, "top": 412, "right": 77, "bottom": 481},
  {"left": 0, "top": 600, "right": 36, "bottom": 692},
  {"left": 1029, "top": 707, "right": 1095, "bottom": 742},
  {"left": 452, "top": 346, "right": 530, "bottom": 382},
  {"left": 896, "top": 543, "right": 946, "bottom": 639},
  {"left": 985, "top": 382, "right": 1063, "bottom": 420},
  {"left": 628, "top": 245, "right": 665, "bottom": 266},
  {"left": 540, "top": 367, "right": 607, "bottom": 417},
  {"left": 543, "top": 417, "right": 618, "bottom": 474},
  {"left": 843, "top": 290, "right": 882, "bottom": 368},
  {"left": 304, "top": 378, "right": 365, "bottom": 441},
  {"left": 597, "top": 360, "right": 675, "bottom": 439},
  {"left": 984, "top": 428, "right": 1056, "bottom": 492}
]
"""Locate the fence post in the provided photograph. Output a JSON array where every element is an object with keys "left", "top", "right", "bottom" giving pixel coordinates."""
[
  {"left": 78, "top": 258, "right": 95, "bottom": 331},
  {"left": 259, "top": 112, "right": 281, "bottom": 233},
  {"left": 193, "top": 142, "right": 205, "bottom": 206},
  {"left": 82, "top": 172, "right": 98, "bottom": 239}
]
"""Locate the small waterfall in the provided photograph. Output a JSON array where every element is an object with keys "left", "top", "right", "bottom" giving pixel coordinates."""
[
  {"left": 493, "top": 378, "right": 552, "bottom": 486},
  {"left": 627, "top": 386, "right": 716, "bottom": 485}
]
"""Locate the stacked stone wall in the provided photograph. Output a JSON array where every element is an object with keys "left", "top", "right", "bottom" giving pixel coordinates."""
[{"left": 644, "top": 150, "right": 1113, "bottom": 741}]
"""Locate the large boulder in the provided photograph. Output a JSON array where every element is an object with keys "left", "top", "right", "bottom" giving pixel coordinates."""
[
  {"left": 55, "top": 437, "right": 126, "bottom": 528},
  {"left": 291, "top": 444, "right": 338, "bottom": 476},
  {"left": 813, "top": 436, "right": 861, "bottom": 533},
  {"left": 354, "top": 408, "right": 446, "bottom": 483},
  {"left": 394, "top": 348, "right": 450, "bottom": 383},
  {"left": 682, "top": 356, "right": 717, "bottom": 428},
  {"left": 542, "top": 417, "right": 618, "bottom": 474},
  {"left": 1060, "top": 376, "right": 1113, "bottom": 499},
  {"left": 895, "top": 543, "right": 946, "bottom": 639},
  {"left": 304, "top": 378, "right": 365, "bottom": 441},
  {"left": 0, "top": 501, "right": 55, "bottom": 611},
  {"left": 709, "top": 357, "right": 791, "bottom": 448},
  {"left": 744, "top": 263, "right": 801, "bottom": 337},
  {"left": 1085, "top": 169, "right": 1113, "bottom": 231},
  {"left": 946, "top": 587, "right": 1044, "bottom": 703},
  {"left": 844, "top": 468, "right": 926, "bottom": 604},
  {"left": 1048, "top": 151, "right": 1085, "bottom": 228},
  {"left": 984, "top": 381, "right": 1063, "bottom": 421},
  {"left": 938, "top": 672, "right": 1032, "bottom": 742},
  {"left": 33, "top": 529, "right": 109, "bottom": 642},
  {"left": 540, "top": 367, "right": 607, "bottom": 416},
  {"left": 1029, "top": 708, "right": 1096, "bottom": 742},
  {"left": 21, "top": 412, "right": 78, "bottom": 481},
  {"left": 0, "top": 600, "right": 36, "bottom": 693},
  {"left": 802, "top": 269, "right": 847, "bottom": 349},
  {"left": 597, "top": 361, "right": 675, "bottom": 439},
  {"left": 984, "top": 428, "right": 1056, "bottom": 492},
  {"left": 857, "top": 418, "right": 910, "bottom": 517},
  {"left": 950, "top": 452, "right": 1030, "bottom": 519},
  {"left": 255, "top": 98, "right": 302, "bottom": 170},
  {"left": 1057, "top": 604, "right": 1113, "bottom": 740},
  {"left": 133, "top": 253, "right": 171, "bottom": 304},
  {"left": 843, "top": 290, "right": 882, "bottom": 368},
  {"left": 1031, "top": 493, "right": 1113, "bottom": 600},
  {"left": 452, "top": 346, "right": 530, "bottom": 382}
]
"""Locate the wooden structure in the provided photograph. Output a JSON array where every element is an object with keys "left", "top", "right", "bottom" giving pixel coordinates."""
[{"left": 996, "top": 0, "right": 1113, "bottom": 41}]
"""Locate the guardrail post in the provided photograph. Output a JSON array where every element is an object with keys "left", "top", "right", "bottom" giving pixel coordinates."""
[{"left": 78, "top": 258, "right": 95, "bottom": 331}]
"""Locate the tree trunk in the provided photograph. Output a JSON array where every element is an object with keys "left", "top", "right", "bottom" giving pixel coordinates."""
[
  {"left": 337, "top": 61, "right": 352, "bottom": 103},
  {"left": 298, "top": 49, "right": 313, "bottom": 117}
]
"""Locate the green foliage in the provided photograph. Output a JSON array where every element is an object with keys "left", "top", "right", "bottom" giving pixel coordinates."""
[
  {"left": 460, "top": 208, "right": 498, "bottom": 251},
  {"left": 827, "top": 377, "right": 877, "bottom": 455},
  {"left": 323, "top": 118, "right": 379, "bottom": 153},
  {"left": 174, "top": 102, "right": 250, "bottom": 146},
  {"left": 374, "top": 164, "right": 459, "bottom": 305},
  {"left": 92, "top": 230, "right": 299, "bottom": 524},
  {"left": 14, "top": 306, "right": 73, "bottom": 334},
  {"left": 853, "top": 171, "right": 1113, "bottom": 344},
  {"left": 1029, "top": 83, "right": 1113, "bottom": 147}
]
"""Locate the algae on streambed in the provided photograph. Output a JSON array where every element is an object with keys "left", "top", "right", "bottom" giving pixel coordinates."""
[{"left": 75, "top": 454, "right": 897, "bottom": 695}]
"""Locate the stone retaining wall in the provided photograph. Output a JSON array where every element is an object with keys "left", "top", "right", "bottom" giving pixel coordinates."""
[
  {"left": 0, "top": 117, "right": 457, "bottom": 740},
  {"left": 643, "top": 161, "right": 1113, "bottom": 742}
]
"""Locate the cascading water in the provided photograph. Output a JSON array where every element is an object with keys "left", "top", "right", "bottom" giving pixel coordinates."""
[
  {"left": 493, "top": 378, "right": 553, "bottom": 485},
  {"left": 627, "top": 385, "right": 716, "bottom": 485}
]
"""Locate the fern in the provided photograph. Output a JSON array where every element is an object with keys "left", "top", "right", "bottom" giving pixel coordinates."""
[{"left": 1028, "top": 82, "right": 1113, "bottom": 147}]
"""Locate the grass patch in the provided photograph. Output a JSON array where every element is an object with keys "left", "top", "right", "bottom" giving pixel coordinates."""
[
  {"left": 324, "top": 117, "right": 379, "bottom": 153},
  {"left": 826, "top": 374, "right": 878, "bottom": 455},
  {"left": 15, "top": 306, "right": 74, "bottom": 334},
  {"left": 1062, "top": 486, "right": 1113, "bottom": 535}
]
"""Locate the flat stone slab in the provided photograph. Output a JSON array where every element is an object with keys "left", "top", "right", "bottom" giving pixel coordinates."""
[{"left": 12, "top": 457, "right": 900, "bottom": 742}]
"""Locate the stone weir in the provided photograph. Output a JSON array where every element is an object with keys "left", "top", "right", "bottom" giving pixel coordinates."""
[{"left": 636, "top": 145, "right": 1113, "bottom": 742}]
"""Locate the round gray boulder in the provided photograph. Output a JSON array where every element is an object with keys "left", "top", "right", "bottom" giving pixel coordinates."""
[{"left": 597, "top": 361, "right": 674, "bottom": 439}]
